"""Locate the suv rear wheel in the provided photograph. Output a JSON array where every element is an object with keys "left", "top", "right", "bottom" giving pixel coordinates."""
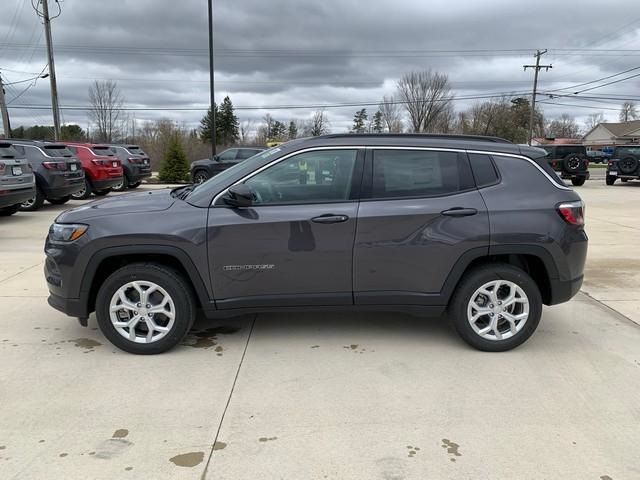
[
  {"left": 48, "top": 196, "right": 71, "bottom": 205},
  {"left": 129, "top": 181, "right": 142, "bottom": 189},
  {"left": 20, "top": 187, "right": 45, "bottom": 211},
  {"left": 450, "top": 264, "right": 542, "bottom": 352},
  {"left": 571, "top": 177, "right": 586, "bottom": 186},
  {"left": 193, "top": 170, "right": 210, "bottom": 184},
  {"left": 95, "top": 263, "right": 196, "bottom": 354},
  {"left": 71, "top": 179, "right": 92, "bottom": 200},
  {"left": 112, "top": 176, "right": 129, "bottom": 192}
]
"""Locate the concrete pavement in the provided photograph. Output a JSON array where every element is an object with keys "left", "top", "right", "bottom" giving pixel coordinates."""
[{"left": 0, "top": 183, "right": 639, "bottom": 479}]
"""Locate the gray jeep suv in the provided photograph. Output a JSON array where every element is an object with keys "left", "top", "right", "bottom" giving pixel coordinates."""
[
  {"left": 0, "top": 142, "right": 36, "bottom": 216},
  {"left": 45, "top": 134, "right": 587, "bottom": 354}
]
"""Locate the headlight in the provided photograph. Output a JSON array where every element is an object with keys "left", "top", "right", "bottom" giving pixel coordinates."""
[{"left": 50, "top": 223, "right": 88, "bottom": 242}]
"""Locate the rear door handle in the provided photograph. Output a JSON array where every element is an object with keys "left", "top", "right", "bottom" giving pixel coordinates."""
[
  {"left": 311, "top": 214, "right": 349, "bottom": 224},
  {"left": 441, "top": 207, "right": 478, "bottom": 217}
]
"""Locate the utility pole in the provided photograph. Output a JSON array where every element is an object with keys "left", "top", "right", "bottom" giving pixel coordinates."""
[
  {"left": 207, "top": 0, "right": 217, "bottom": 157},
  {"left": 524, "top": 49, "right": 552, "bottom": 145},
  {"left": 41, "top": 0, "right": 61, "bottom": 141},
  {"left": 0, "top": 73, "right": 12, "bottom": 138}
]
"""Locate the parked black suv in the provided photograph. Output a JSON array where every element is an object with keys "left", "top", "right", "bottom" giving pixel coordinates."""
[
  {"left": 10, "top": 140, "right": 84, "bottom": 211},
  {"left": 45, "top": 134, "right": 587, "bottom": 354},
  {"left": 190, "top": 147, "right": 265, "bottom": 183},
  {"left": 541, "top": 144, "right": 590, "bottom": 186},
  {"left": 109, "top": 145, "right": 152, "bottom": 191},
  {"left": 605, "top": 145, "right": 640, "bottom": 185},
  {"left": 0, "top": 142, "right": 36, "bottom": 216}
]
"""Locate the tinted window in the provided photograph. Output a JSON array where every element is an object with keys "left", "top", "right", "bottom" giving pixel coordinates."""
[
  {"left": 372, "top": 150, "right": 474, "bottom": 198},
  {"left": 469, "top": 153, "right": 499, "bottom": 187},
  {"left": 237, "top": 149, "right": 260, "bottom": 160},
  {"left": 0, "top": 144, "right": 18, "bottom": 157},
  {"left": 615, "top": 147, "right": 640, "bottom": 157},
  {"left": 43, "top": 145, "right": 74, "bottom": 157},
  {"left": 555, "top": 146, "right": 585, "bottom": 157},
  {"left": 92, "top": 146, "right": 115, "bottom": 156},
  {"left": 245, "top": 149, "right": 358, "bottom": 205},
  {"left": 218, "top": 149, "right": 237, "bottom": 161}
]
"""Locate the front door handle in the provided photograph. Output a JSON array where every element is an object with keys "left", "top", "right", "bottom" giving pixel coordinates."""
[
  {"left": 311, "top": 214, "right": 349, "bottom": 224},
  {"left": 441, "top": 207, "right": 478, "bottom": 217}
]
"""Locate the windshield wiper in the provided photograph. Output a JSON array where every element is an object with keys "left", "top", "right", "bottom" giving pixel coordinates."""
[{"left": 175, "top": 185, "right": 196, "bottom": 200}]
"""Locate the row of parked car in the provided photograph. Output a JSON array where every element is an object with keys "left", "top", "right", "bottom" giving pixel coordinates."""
[{"left": 0, "top": 140, "right": 152, "bottom": 216}]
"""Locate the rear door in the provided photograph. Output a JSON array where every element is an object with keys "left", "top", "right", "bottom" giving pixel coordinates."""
[
  {"left": 353, "top": 148, "right": 489, "bottom": 305},
  {"left": 207, "top": 148, "right": 364, "bottom": 308}
]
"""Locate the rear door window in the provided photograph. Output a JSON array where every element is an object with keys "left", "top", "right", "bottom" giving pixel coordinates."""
[{"left": 371, "top": 149, "right": 474, "bottom": 198}]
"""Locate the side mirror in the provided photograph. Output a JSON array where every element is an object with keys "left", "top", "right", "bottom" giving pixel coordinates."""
[
  {"left": 224, "top": 184, "right": 253, "bottom": 208},
  {"left": 213, "top": 154, "right": 220, "bottom": 161}
]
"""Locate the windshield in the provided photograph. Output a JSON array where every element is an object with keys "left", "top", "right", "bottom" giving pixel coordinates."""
[{"left": 186, "top": 146, "right": 283, "bottom": 199}]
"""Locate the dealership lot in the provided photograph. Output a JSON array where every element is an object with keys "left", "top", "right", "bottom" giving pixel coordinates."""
[{"left": 1, "top": 181, "right": 639, "bottom": 479}]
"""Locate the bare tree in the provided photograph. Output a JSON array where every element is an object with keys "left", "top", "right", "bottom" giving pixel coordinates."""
[
  {"left": 396, "top": 70, "right": 453, "bottom": 133},
  {"left": 239, "top": 119, "right": 254, "bottom": 144},
  {"left": 379, "top": 95, "right": 403, "bottom": 132},
  {"left": 584, "top": 112, "right": 605, "bottom": 132},
  {"left": 619, "top": 101, "right": 638, "bottom": 122},
  {"left": 547, "top": 113, "right": 580, "bottom": 138},
  {"left": 304, "top": 109, "right": 330, "bottom": 136},
  {"left": 88, "top": 80, "right": 125, "bottom": 143}
]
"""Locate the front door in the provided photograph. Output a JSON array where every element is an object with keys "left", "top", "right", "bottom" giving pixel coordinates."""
[{"left": 207, "top": 148, "right": 364, "bottom": 309}]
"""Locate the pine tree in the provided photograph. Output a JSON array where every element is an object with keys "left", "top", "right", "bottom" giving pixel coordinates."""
[
  {"left": 351, "top": 108, "right": 368, "bottom": 133},
  {"left": 288, "top": 120, "right": 298, "bottom": 140},
  {"left": 159, "top": 133, "right": 189, "bottom": 183},
  {"left": 372, "top": 110, "right": 383, "bottom": 133},
  {"left": 199, "top": 104, "right": 218, "bottom": 143},
  {"left": 271, "top": 120, "right": 286, "bottom": 139},
  {"left": 217, "top": 96, "right": 239, "bottom": 145}
]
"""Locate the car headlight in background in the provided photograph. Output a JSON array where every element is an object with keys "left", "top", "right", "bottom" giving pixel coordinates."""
[{"left": 50, "top": 223, "right": 88, "bottom": 242}]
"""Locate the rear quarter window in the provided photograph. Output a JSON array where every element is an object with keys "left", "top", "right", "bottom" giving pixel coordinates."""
[{"left": 468, "top": 153, "right": 500, "bottom": 187}]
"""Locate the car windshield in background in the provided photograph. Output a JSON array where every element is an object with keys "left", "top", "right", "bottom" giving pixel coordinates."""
[
  {"left": 126, "top": 147, "right": 146, "bottom": 156},
  {"left": 92, "top": 146, "right": 115, "bottom": 156},
  {"left": 0, "top": 145, "right": 18, "bottom": 157},
  {"left": 43, "top": 145, "right": 74, "bottom": 157}
]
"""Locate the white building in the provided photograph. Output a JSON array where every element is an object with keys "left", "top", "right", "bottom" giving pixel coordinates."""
[{"left": 583, "top": 120, "right": 640, "bottom": 147}]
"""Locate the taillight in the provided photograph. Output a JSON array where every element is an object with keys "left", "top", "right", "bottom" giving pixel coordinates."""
[
  {"left": 128, "top": 157, "right": 142, "bottom": 164},
  {"left": 557, "top": 201, "right": 585, "bottom": 226},
  {"left": 552, "top": 160, "right": 557, "bottom": 167},
  {"left": 42, "top": 161, "right": 67, "bottom": 170}
]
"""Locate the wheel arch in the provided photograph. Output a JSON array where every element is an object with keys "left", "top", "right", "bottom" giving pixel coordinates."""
[
  {"left": 442, "top": 245, "right": 558, "bottom": 306},
  {"left": 81, "top": 245, "right": 212, "bottom": 316}
]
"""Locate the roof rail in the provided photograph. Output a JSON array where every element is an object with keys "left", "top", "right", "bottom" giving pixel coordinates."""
[{"left": 317, "top": 133, "right": 513, "bottom": 144}]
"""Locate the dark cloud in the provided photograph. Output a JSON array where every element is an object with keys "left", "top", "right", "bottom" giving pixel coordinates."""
[{"left": 1, "top": 0, "right": 639, "bottom": 133}]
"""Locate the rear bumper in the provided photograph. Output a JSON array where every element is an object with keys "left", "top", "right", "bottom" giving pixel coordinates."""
[
  {"left": 45, "top": 181, "right": 85, "bottom": 199},
  {"left": 559, "top": 171, "right": 590, "bottom": 180},
  {"left": 548, "top": 275, "right": 583, "bottom": 305},
  {"left": 92, "top": 177, "right": 122, "bottom": 191},
  {"left": 0, "top": 185, "right": 36, "bottom": 208},
  {"left": 124, "top": 165, "right": 152, "bottom": 182}
]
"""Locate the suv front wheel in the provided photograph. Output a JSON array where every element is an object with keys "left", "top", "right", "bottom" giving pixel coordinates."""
[
  {"left": 450, "top": 264, "right": 542, "bottom": 352},
  {"left": 95, "top": 263, "right": 196, "bottom": 354}
]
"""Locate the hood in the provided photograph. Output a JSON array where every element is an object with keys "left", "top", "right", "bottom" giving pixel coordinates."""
[{"left": 56, "top": 188, "right": 176, "bottom": 223}]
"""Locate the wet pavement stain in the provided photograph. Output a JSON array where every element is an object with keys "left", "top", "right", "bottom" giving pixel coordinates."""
[
  {"left": 68, "top": 338, "right": 102, "bottom": 351},
  {"left": 213, "top": 441, "right": 227, "bottom": 450},
  {"left": 182, "top": 326, "right": 240, "bottom": 350},
  {"left": 59, "top": 453, "right": 68, "bottom": 458},
  {"left": 441, "top": 439, "right": 462, "bottom": 461},
  {"left": 169, "top": 451, "right": 205, "bottom": 467},
  {"left": 258, "top": 437, "right": 277, "bottom": 442},
  {"left": 112, "top": 429, "right": 129, "bottom": 439},
  {"left": 125, "top": 467, "right": 133, "bottom": 471},
  {"left": 310, "top": 345, "right": 320, "bottom": 348},
  {"left": 407, "top": 445, "right": 420, "bottom": 458},
  {"left": 0, "top": 446, "right": 5, "bottom": 450},
  {"left": 94, "top": 438, "right": 133, "bottom": 459},
  {"left": 600, "top": 476, "right": 613, "bottom": 480}
]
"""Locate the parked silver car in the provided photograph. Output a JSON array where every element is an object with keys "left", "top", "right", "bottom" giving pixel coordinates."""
[{"left": 0, "top": 142, "right": 36, "bottom": 216}]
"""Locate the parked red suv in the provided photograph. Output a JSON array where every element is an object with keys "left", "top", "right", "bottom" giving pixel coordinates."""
[{"left": 65, "top": 143, "right": 123, "bottom": 199}]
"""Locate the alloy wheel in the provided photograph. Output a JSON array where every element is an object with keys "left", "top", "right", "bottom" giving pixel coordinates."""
[
  {"left": 109, "top": 280, "right": 176, "bottom": 344},
  {"left": 467, "top": 280, "right": 530, "bottom": 341}
]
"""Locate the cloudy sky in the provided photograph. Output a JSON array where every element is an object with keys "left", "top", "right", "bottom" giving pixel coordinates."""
[{"left": 1, "top": 0, "right": 639, "bottom": 136}]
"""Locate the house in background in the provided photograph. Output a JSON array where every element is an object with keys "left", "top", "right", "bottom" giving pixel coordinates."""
[
  {"left": 532, "top": 137, "right": 582, "bottom": 146},
  {"left": 582, "top": 120, "right": 640, "bottom": 148}
]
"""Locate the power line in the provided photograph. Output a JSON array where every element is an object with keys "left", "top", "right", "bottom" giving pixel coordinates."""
[
  {"left": 547, "top": 66, "right": 640, "bottom": 93},
  {"left": 574, "top": 71, "right": 640, "bottom": 93}
]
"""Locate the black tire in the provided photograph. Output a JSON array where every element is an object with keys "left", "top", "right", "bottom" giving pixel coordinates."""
[
  {"left": 95, "top": 263, "right": 196, "bottom": 354},
  {"left": 48, "top": 196, "right": 71, "bottom": 205},
  {"left": 192, "top": 170, "right": 210, "bottom": 184},
  {"left": 112, "top": 176, "right": 129, "bottom": 192},
  {"left": 93, "top": 188, "right": 111, "bottom": 196},
  {"left": 0, "top": 204, "right": 20, "bottom": 216},
  {"left": 562, "top": 155, "right": 582, "bottom": 173},
  {"left": 19, "top": 187, "right": 45, "bottom": 211},
  {"left": 605, "top": 175, "right": 617, "bottom": 186},
  {"left": 618, "top": 156, "right": 638, "bottom": 175},
  {"left": 571, "top": 177, "right": 586, "bottom": 186},
  {"left": 621, "top": 178, "right": 629, "bottom": 183},
  {"left": 449, "top": 264, "right": 542, "bottom": 352},
  {"left": 71, "top": 178, "right": 92, "bottom": 200},
  {"left": 128, "top": 181, "right": 142, "bottom": 189}
]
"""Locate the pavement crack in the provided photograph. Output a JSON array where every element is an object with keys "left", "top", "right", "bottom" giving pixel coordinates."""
[
  {"left": 0, "top": 262, "right": 44, "bottom": 285},
  {"left": 200, "top": 315, "right": 257, "bottom": 480}
]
